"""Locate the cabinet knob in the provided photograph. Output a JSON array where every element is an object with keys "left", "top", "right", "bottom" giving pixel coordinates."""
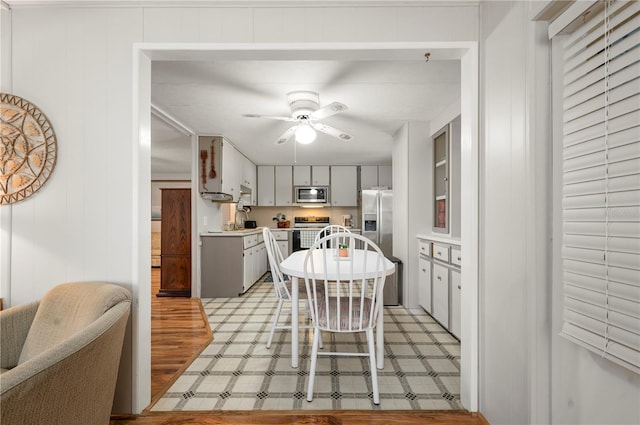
[
  {"left": 422, "top": 268, "right": 426, "bottom": 272},
  {"left": 458, "top": 284, "right": 461, "bottom": 289},
  {"left": 457, "top": 256, "right": 461, "bottom": 261},
  {"left": 437, "top": 276, "right": 442, "bottom": 281}
]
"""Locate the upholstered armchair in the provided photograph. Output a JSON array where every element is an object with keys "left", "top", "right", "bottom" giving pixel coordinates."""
[{"left": 0, "top": 282, "right": 131, "bottom": 425}]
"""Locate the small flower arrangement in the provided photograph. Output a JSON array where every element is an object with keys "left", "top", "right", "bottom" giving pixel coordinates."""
[{"left": 273, "top": 213, "right": 290, "bottom": 228}]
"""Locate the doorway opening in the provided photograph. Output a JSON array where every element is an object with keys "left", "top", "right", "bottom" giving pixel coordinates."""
[{"left": 134, "top": 42, "right": 479, "bottom": 414}]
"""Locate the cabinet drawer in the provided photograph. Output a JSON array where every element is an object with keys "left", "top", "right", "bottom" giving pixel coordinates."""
[
  {"left": 272, "top": 230, "right": 289, "bottom": 241},
  {"left": 243, "top": 235, "right": 258, "bottom": 249},
  {"left": 451, "top": 247, "right": 461, "bottom": 266},
  {"left": 432, "top": 243, "right": 450, "bottom": 262},
  {"left": 418, "top": 240, "right": 431, "bottom": 257}
]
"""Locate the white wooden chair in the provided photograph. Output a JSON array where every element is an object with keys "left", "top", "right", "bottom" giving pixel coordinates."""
[
  {"left": 263, "top": 228, "right": 319, "bottom": 349},
  {"left": 314, "top": 224, "right": 351, "bottom": 248},
  {"left": 303, "top": 232, "right": 387, "bottom": 405}
]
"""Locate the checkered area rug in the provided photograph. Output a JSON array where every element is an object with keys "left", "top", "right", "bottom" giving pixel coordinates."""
[{"left": 151, "top": 275, "right": 462, "bottom": 411}]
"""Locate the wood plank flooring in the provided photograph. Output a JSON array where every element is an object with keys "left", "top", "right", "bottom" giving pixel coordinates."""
[
  {"left": 150, "top": 268, "right": 213, "bottom": 404},
  {"left": 111, "top": 411, "right": 489, "bottom": 424},
  {"left": 110, "top": 269, "right": 489, "bottom": 425}
]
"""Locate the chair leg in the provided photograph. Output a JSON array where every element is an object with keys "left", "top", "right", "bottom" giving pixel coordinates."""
[
  {"left": 305, "top": 299, "right": 323, "bottom": 349},
  {"left": 306, "top": 328, "right": 321, "bottom": 402},
  {"left": 366, "top": 328, "right": 380, "bottom": 405},
  {"left": 267, "top": 298, "right": 284, "bottom": 349}
]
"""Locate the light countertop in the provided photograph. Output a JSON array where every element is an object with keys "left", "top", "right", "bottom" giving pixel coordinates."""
[
  {"left": 416, "top": 233, "right": 461, "bottom": 245},
  {"left": 201, "top": 227, "right": 265, "bottom": 237},
  {"left": 201, "top": 227, "right": 362, "bottom": 236}
]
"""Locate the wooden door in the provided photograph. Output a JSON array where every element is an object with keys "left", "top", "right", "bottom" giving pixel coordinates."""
[{"left": 158, "top": 188, "right": 191, "bottom": 297}]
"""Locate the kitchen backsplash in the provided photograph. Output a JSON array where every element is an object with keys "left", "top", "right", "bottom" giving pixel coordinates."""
[{"left": 228, "top": 205, "right": 359, "bottom": 229}]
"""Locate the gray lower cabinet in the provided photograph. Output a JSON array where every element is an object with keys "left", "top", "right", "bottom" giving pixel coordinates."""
[
  {"left": 416, "top": 236, "right": 461, "bottom": 339},
  {"left": 201, "top": 234, "right": 267, "bottom": 297}
]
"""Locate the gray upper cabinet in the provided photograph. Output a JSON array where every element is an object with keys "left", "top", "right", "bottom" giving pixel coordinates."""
[
  {"left": 293, "top": 165, "right": 311, "bottom": 186},
  {"left": 311, "top": 166, "right": 330, "bottom": 185},
  {"left": 360, "top": 165, "right": 392, "bottom": 190},
  {"left": 275, "top": 165, "right": 293, "bottom": 206},
  {"left": 257, "top": 165, "right": 275, "bottom": 206},
  {"left": 330, "top": 166, "right": 358, "bottom": 206}
]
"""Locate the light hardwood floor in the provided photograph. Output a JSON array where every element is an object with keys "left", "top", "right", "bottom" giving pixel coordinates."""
[{"left": 110, "top": 269, "right": 488, "bottom": 425}]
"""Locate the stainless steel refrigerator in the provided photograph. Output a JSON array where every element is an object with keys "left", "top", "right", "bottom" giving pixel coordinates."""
[
  {"left": 361, "top": 189, "right": 393, "bottom": 257},
  {"left": 361, "top": 189, "right": 398, "bottom": 305}
]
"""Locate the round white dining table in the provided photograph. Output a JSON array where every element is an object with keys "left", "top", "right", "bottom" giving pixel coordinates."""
[{"left": 280, "top": 248, "right": 395, "bottom": 369}]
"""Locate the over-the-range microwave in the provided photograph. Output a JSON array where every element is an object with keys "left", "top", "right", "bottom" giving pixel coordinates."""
[{"left": 294, "top": 186, "right": 329, "bottom": 204}]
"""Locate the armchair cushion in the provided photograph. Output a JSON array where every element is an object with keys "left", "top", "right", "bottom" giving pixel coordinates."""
[
  {"left": 0, "top": 301, "right": 39, "bottom": 370},
  {"left": 17, "top": 282, "right": 130, "bottom": 364}
]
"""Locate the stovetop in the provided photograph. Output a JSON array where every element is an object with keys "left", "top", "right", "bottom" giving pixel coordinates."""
[{"left": 293, "top": 216, "right": 330, "bottom": 228}]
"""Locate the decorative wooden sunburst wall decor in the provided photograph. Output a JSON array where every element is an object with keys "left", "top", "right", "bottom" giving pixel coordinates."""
[{"left": 1, "top": 93, "right": 57, "bottom": 205}]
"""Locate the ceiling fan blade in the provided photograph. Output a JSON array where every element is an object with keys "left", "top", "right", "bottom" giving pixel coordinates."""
[
  {"left": 275, "top": 125, "right": 297, "bottom": 145},
  {"left": 312, "top": 123, "right": 353, "bottom": 142},
  {"left": 310, "top": 102, "right": 348, "bottom": 120},
  {"left": 243, "top": 114, "right": 297, "bottom": 122}
]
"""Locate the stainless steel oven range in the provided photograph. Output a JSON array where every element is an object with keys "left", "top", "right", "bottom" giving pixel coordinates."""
[{"left": 291, "top": 216, "right": 330, "bottom": 252}]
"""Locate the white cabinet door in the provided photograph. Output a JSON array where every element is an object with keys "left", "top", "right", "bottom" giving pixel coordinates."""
[
  {"left": 276, "top": 240, "right": 289, "bottom": 258},
  {"left": 293, "top": 166, "right": 311, "bottom": 186},
  {"left": 450, "top": 269, "right": 461, "bottom": 339},
  {"left": 378, "top": 165, "right": 392, "bottom": 188},
  {"left": 251, "top": 245, "right": 261, "bottom": 285},
  {"left": 243, "top": 248, "right": 253, "bottom": 292},
  {"left": 258, "top": 166, "right": 275, "bottom": 206},
  {"left": 221, "top": 141, "right": 242, "bottom": 199},
  {"left": 330, "top": 166, "right": 357, "bottom": 206},
  {"left": 243, "top": 157, "right": 257, "bottom": 203},
  {"left": 360, "top": 165, "right": 378, "bottom": 190},
  {"left": 312, "top": 165, "right": 330, "bottom": 185},
  {"left": 418, "top": 255, "right": 432, "bottom": 313},
  {"left": 432, "top": 263, "right": 450, "bottom": 328},
  {"left": 275, "top": 166, "right": 293, "bottom": 206},
  {"left": 260, "top": 244, "right": 268, "bottom": 278}
]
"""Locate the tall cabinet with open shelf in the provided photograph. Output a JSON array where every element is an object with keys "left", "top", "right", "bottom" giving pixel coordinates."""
[{"left": 432, "top": 125, "right": 450, "bottom": 232}]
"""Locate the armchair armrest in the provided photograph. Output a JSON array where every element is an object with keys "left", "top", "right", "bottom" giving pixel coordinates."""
[{"left": 0, "top": 302, "right": 39, "bottom": 370}]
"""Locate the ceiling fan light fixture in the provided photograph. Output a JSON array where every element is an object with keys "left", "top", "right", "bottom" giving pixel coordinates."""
[{"left": 295, "top": 124, "right": 316, "bottom": 144}]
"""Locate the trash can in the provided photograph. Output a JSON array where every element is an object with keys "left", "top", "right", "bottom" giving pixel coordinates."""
[{"left": 384, "top": 256, "right": 402, "bottom": 306}]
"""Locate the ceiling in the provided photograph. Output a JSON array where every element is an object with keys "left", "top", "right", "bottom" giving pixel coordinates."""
[{"left": 150, "top": 57, "right": 461, "bottom": 173}]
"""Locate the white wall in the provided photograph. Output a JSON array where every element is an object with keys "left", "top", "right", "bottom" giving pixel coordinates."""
[
  {"left": 5, "top": 2, "right": 479, "bottom": 414},
  {"left": 479, "top": 2, "right": 547, "bottom": 423},
  {"left": 392, "top": 122, "right": 409, "bottom": 305},
  {"left": 406, "top": 121, "right": 431, "bottom": 310}
]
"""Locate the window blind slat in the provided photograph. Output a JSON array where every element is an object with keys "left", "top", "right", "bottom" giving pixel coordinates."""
[
  {"left": 564, "top": 92, "right": 640, "bottom": 135},
  {"left": 564, "top": 174, "right": 640, "bottom": 196},
  {"left": 565, "top": 271, "right": 640, "bottom": 299},
  {"left": 564, "top": 28, "right": 640, "bottom": 87},
  {"left": 564, "top": 127, "right": 640, "bottom": 160},
  {"left": 564, "top": 234, "right": 640, "bottom": 254},
  {"left": 561, "top": 323, "right": 640, "bottom": 375},
  {"left": 564, "top": 47, "right": 640, "bottom": 104},
  {"left": 565, "top": 283, "right": 640, "bottom": 318},
  {"left": 563, "top": 111, "right": 640, "bottom": 147},
  {"left": 564, "top": 141, "right": 640, "bottom": 173},
  {"left": 564, "top": 8, "right": 640, "bottom": 76},
  {"left": 564, "top": 221, "right": 640, "bottom": 239},
  {"left": 564, "top": 0, "right": 631, "bottom": 51},
  {"left": 564, "top": 304, "right": 640, "bottom": 345},
  {"left": 565, "top": 72, "right": 640, "bottom": 122}
]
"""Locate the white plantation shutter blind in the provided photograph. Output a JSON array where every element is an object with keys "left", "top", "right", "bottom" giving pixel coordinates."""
[{"left": 560, "top": 0, "right": 640, "bottom": 374}]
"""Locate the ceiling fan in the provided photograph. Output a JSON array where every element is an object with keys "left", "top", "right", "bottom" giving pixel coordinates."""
[{"left": 243, "top": 90, "right": 353, "bottom": 145}]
